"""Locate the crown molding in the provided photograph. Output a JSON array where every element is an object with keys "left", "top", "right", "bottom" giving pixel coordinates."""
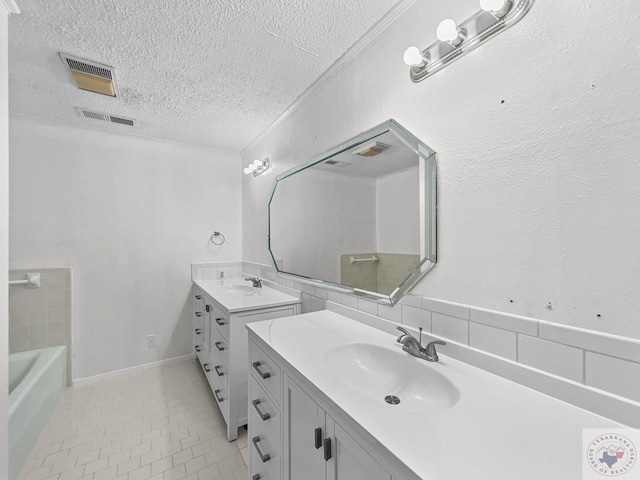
[
  {"left": 1, "top": 0, "right": 20, "bottom": 14},
  {"left": 240, "top": 0, "right": 416, "bottom": 156}
]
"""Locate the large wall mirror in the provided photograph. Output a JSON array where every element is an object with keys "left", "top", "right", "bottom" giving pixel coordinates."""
[{"left": 268, "top": 119, "right": 437, "bottom": 305}]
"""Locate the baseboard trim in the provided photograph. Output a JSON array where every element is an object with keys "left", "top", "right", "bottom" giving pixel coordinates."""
[{"left": 72, "top": 353, "right": 196, "bottom": 387}]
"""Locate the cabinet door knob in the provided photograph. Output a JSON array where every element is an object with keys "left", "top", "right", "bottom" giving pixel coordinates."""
[
  {"left": 252, "top": 399, "right": 271, "bottom": 421},
  {"left": 323, "top": 438, "right": 332, "bottom": 461},
  {"left": 215, "top": 317, "right": 226, "bottom": 326},
  {"left": 195, "top": 295, "right": 202, "bottom": 300},
  {"left": 252, "top": 361, "right": 271, "bottom": 379},
  {"left": 195, "top": 346, "right": 201, "bottom": 352},
  {"left": 252, "top": 436, "right": 271, "bottom": 463},
  {"left": 195, "top": 312, "right": 203, "bottom": 317},
  {"left": 215, "top": 341, "right": 225, "bottom": 351},
  {"left": 252, "top": 475, "right": 261, "bottom": 480},
  {"left": 195, "top": 328, "right": 202, "bottom": 334},
  {"left": 205, "top": 304, "right": 211, "bottom": 312},
  {"left": 203, "top": 364, "right": 211, "bottom": 372},
  {"left": 314, "top": 427, "right": 322, "bottom": 449},
  {"left": 214, "top": 389, "right": 224, "bottom": 403},
  {"left": 214, "top": 365, "right": 224, "bottom": 377}
]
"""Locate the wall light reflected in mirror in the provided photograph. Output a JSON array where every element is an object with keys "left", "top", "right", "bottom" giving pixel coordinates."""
[{"left": 243, "top": 157, "right": 270, "bottom": 177}]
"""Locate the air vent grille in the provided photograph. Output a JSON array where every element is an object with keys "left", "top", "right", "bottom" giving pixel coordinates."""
[
  {"left": 60, "top": 53, "right": 118, "bottom": 97},
  {"left": 64, "top": 58, "right": 112, "bottom": 80},
  {"left": 76, "top": 108, "right": 135, "bottom": 127}
]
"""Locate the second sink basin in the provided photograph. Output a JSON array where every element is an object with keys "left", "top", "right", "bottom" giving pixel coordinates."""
[
  {"left": 216, "top": 285, "right": 256, "bottom": 295},
  {"left": 324, "top": 343, "right": 460, "bottom": 414}
]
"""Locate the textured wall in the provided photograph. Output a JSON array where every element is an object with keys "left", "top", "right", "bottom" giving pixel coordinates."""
[
  {"left": 242, "top": 0, "right": 640, "bottom": 339},
  {"left": 9, "top": 119, "right": 242, "bottom": 380},
  {"left": 1, "top": 10, "right": 9, "bottom": 480}
]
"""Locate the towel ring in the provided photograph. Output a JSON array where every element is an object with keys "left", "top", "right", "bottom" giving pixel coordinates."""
[{"left": 210, "top": 232, "right": 225, "bottom": 246}]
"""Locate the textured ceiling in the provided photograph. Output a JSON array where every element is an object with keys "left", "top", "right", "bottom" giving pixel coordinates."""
[{"left": 8, "top": 0, "right": 403, "bottom": 152}]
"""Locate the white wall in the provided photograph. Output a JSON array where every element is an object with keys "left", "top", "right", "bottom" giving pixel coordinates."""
[
  {"left": 242, "top": 0, "right": 640, "bottom": 339},
  {"left": 376, "top": 167, "right": 419, "bottom": 254},
  {"left": 1, "top": 9, "right": 10, "bottom": 480},
  {"left": 9, "top": 119, "right": 242, "bottom": 380}
]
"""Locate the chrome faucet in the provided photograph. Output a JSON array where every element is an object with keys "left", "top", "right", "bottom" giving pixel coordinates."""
[
  {"left": 396, "top": 326, "right": 446, "bottom": 362},
  {"left": 245, "top": 277, "right": 262, "bottom": 288}
]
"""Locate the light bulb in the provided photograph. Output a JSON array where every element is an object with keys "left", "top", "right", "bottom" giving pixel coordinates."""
[
  {"left": 436, "top": 19, "right": 460, "bottom": 43},
  {"left": 243, "top": 167, "right": 251, "bottom": 175},
  {"left": 403, "top": 46, "right": 428, "bottom": 67},
  {"left": 248, "top": 164, "right": 257, "bottom": 173},
  {"left": 480, "top": 0, "right": 511, "bottom": 16},
  {"left": 252, "top": 159, "right": 262, "bottom": 167}
]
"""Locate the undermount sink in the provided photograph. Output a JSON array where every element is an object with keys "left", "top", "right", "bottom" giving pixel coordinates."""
[
  {"left": 324, "top": 343, "right": 460, "bottom": 413},
  {"left": 216, "top": 285, "right": 256, "bottom": 295}
]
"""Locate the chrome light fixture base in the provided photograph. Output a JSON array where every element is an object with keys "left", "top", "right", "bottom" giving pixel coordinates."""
[{"left": 408, "top": 0, "right": 534, "bottom": 82}]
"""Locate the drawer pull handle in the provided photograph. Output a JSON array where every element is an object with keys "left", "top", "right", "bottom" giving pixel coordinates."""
[
  {"left": 195, "top": 328, "right": 202, "bottom": 334},
  {"left": 203, "top": 364, "right": 211, "bottom": 372},
  {"left": 195, "top": 312, "right": 203, "bottom": 317},
  {"left": 215, "top": 341, "right": 225, "bottom": 351},
  {"left": 252, "top": 475, "right": 260, "bottom": 480},
  {"left": 315, "top": 427, "right": 322, "bottom": 449},
  {"left": 252, "top": 436, "right": 271, "bottom": 463},
  {"left": 252, "top": 399, "right": 271, "bottom": 421},
  {"left": 214, "top": 389, "right": 224, "bottom": 402},
  {"left": 214, "top": 365, "right": 224, "bottom": 377},
  {"left": 195, "top": 346, "right": 201, "bottom": 352},
  {"left": 195, "top": 295, "right": 202, "bottom": 300},
  {"left": 215, "top": 317, "right": 226, "bottom": 326},
  {"left": 324, "top": 437, "right": 332, "bottom": 461},
  {"left": 205, "top": 304, "right": 211, "bottom": 312},
  {"left": 252, "top": 361, "right": 271, "bottom": 379}
]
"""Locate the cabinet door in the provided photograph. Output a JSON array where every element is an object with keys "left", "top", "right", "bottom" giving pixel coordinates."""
[
  {"left": 327, "top": 419, "right": 391, "bottom": 480},
  {"left": 285, "top": 377, "right": 326, "bottom": 480}
]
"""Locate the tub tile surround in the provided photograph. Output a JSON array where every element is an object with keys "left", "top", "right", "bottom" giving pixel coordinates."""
[
  {"left": 9, "top": 267, "right": 72, "bottom": 385},
  {"left": 194, "top": 261, "right": 640, "bottom": 425}
]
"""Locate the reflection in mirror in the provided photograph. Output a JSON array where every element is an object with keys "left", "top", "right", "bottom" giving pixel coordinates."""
[{"left": 268, "top": 120, "right": 436, "bottom": 305}]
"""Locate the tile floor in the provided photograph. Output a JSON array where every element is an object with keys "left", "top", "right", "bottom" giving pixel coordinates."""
[{"left": 17, "top": 359, "right": 248, "bottom": 480}]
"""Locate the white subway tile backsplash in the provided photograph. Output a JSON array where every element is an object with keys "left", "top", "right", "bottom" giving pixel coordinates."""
[
  {"left": 399, "top": 294, "right": 423, "bottom": 308},
  {"left": 377, "top": 304, "right": 401, "bottom": 323},
  {"left": 327, "top": 291, "right": 341, "bottom": 304},
  {"left": 518, "top": 335, "right": 584, "bottom": 383},
  {"left": 469, "top": 323, "right": 517, "bottom": 361},
  {"left": 422, "top": 297, "right": 470, "bottom": 320},
  {"left": 401, "top": 305, "right": 432, "bottom": 332},
  {"left": 314, "top": 287, "right": 328, "bottom": 300},
  {"left": 586, "top": 353, "right": 640, "bottom": 402},
  {"left": 357, "top": 298, "right": 378, "bottom": 315},
  {"left": 431, "top": 313, "right": 469, "bottom": 344},
  {"left": 303, "top": 284, "right": 315, "bottom": 295},
  {"left": 341, "top": 294, "right": 358, "bottom": 309},
  {"left": 470, "top": 307, "right": 538, "bottom": 336},
  {"left": 539, "top": 322, "right": 640, "bottom": 364}
]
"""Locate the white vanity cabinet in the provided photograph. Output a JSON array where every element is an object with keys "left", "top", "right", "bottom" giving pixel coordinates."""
[
  {"left": 248, "top": 339, "right": 393, "bottom": 480},
  {"left": 193, "top": 281, "right": 301, "bottom": 442}
]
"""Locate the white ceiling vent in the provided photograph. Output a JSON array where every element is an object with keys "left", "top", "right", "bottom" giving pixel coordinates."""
[
  {"left": 76, "top": 108, "right": 135, "bottom": 127},
  {"left": 60, "top": 53, "right": 118, "bottom": 97}
]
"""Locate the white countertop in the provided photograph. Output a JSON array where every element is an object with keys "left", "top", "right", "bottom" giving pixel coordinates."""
[
  {"left": 194, "top": 278, "right": 300, "bottom": 313},
  {"left": 247, "top": 311, "right": 626, "bottom": 480}
]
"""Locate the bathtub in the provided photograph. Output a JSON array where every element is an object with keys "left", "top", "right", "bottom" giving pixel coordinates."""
[{"left": 9, "top": 346, "right": 67, "bottom": 480}]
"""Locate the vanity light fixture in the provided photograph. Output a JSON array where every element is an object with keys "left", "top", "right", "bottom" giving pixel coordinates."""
[
  {"left": 403, "top": 0, "right": 534, "bottom": 82},
  {"left": 243, "top": 157, "right": 270, "bottom": 177}
]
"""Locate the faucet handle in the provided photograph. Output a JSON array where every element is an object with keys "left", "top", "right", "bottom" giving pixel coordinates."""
[
  {"left": 396, "top": 326, "right": 410, "bottom": 343},
  {"left": 424, "top": 340, "right": 446, "bottom": 362}
]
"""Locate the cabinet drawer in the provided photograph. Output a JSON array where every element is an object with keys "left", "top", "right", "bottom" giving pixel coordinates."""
[
  {"left": 250, "top": 374, "right": 281, "bottom": 446},
  {"left": 208, "top": 370, "right": 229, "bottom": 423},
  {"left": 194, "top": 289, "right": 205, "bottom": 313},
  {"left": 250, "top": 409, "right": 281, "bottom": 480},
  {"left": 208, "top": 352, "right": 228, "bottom": 381},
  {"left": 211, "top": 328, "right": 229, "bottom": 366},
  {"left": 250, "top": 342, "right": 282, "bottom": 406},
  {"left": 213, "top": 305, "right": 230, "bottom": 340},
  {"left": 250, "top": 445, "right": 273, "bottom": 480}
]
